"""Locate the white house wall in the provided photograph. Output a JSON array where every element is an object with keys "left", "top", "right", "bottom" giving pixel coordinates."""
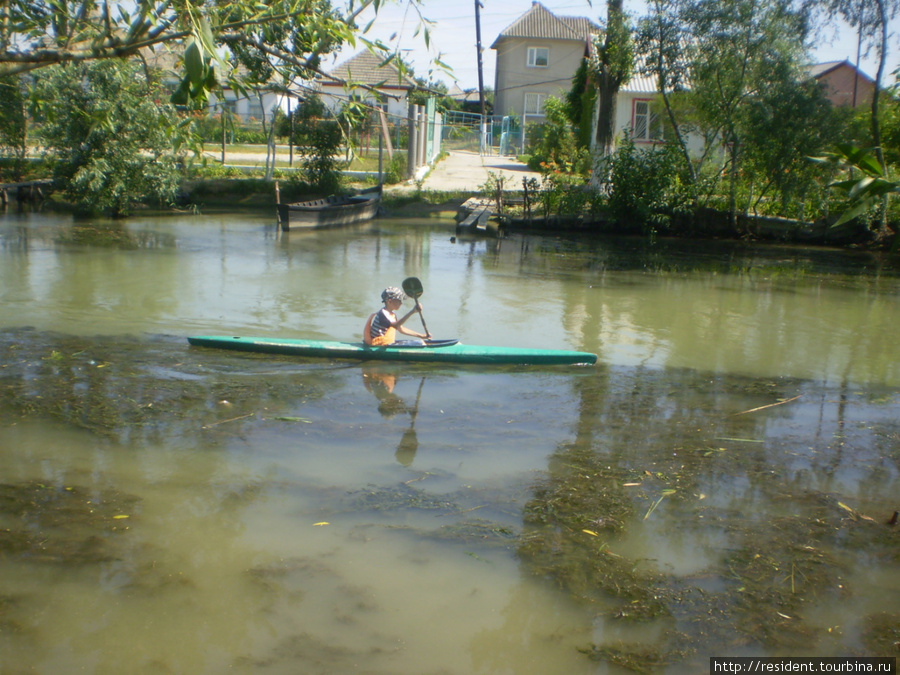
[
  {"left": 317, "top": 85, "right": 410, "bottom": 122},
  {"left": 613, "top": 91, "right": 705, "bottom": 158},
  {"left": 208, "top": 91, "right": 283, "bottom": 123}
]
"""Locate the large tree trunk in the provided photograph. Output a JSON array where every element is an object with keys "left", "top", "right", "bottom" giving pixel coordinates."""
[{"left": 594, "top": 0, "right": 625, "bottom": 158}]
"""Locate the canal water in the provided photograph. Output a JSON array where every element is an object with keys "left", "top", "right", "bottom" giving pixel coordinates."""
[{"left": 1, "top": 209, "right": 898, "bottom": 673}]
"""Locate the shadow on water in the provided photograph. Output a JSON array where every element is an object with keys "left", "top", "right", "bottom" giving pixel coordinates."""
[{"left": 1, "top": 328, "right": 898, "bottom": 672}]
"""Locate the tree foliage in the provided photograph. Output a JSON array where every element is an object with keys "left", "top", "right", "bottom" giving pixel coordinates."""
[
  {"left": 635, "top": 0, "right": 696, "bottom": 182},
  {"left": 604, "top": 134, "right": 694, "bottom": 234},
  {"left": 33, "top": 59, "right": 184, "bottom": 217},
  {"left": 589, "top": 0, "right": 633, "bottom": 158},
  {"left": 681, "top": 0, "right": 813, "bottom": 225},
  {"left": 0, "top": 75, "right": 28, "bottom": 180},
  {"left": 812, "top": 143, "right": 899, "bottom": 248},
  {"left": 741, "top": 69, "right": 844, "bottom": 218},
  {"left": 287, "top": 95, "right": 344, "bottom": 194},
  {"left": 526, "top": 97, "right": 591, "bottom": 177},
  {"left": 565, "top": 59, "right": 596, "bottom": 150},
  {"left": 0, "top": 0, "right": 427, "bottom": 107}
]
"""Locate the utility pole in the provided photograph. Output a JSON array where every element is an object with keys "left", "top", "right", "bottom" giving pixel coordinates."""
[{"left": 475, "top": 0, "right": 486, "bottom": 119}]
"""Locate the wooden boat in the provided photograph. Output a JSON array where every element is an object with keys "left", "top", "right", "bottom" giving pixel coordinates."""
[
  {"left": 187, "top": 335, "right": 598, "bottom": 366},
  {"left": 277, "top": 185, "right": 382, "bottom": 231}
]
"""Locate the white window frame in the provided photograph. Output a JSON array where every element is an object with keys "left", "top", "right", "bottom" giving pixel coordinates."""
[
  {"left": 526, "top": 47, "right": 549, "bottom": 68},
  {"left": 632, "top": 99, "right": 663, "bottom": 142},
  {"left": 524, "top": 92, "right": 548, "bottom": 116}
]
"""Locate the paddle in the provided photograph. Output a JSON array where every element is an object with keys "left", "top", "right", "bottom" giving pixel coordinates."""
[{"left": 401, "top": 276, "right": 430, "bottom": 337}]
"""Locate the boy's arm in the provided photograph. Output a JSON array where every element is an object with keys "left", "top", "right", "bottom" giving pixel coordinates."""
[
  {"left": 393, "top": 305, "right": 422, "bottom": 328},
  {"left": 394, "top": 305, "right": 430, "bottom": 338}
]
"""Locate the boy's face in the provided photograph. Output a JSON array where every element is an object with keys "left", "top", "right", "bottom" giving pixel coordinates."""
[{"left": 385, "top": 297, "right": 403, "bottom": 311}]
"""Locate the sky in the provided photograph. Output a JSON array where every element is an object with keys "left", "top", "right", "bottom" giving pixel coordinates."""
[{"left": 324, "top": 0, "right": 900, "bottom": 92}]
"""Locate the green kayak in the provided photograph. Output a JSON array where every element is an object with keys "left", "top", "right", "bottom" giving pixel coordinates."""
[{"left": 187, "top": 336, "right": 597, "bottom": 366}]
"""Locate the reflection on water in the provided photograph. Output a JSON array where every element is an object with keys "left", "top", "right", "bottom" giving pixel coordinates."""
[
  {"left": 362, "top": 366, "right": 427, "bottom": 466},
  {"left": 1, "top": 211, "right": 899, "bottom": 673}
]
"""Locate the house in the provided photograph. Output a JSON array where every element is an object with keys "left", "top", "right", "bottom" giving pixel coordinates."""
[
  {"left": 807, "top": 60, "right": 875, "bottom": 108},
  {"left": 206, "top": 86, "right": 284, "bottom": 123},
  {"left": 490, "top": 2, "right": 599, "bottom": 123},
  {"left": 315, "top": 50, "right": 419, "bottom": 120},
  {"left": 143, "top": 46, "right": 284, "bottom": 122},
  {"left": 489, "top": 4, "right": 873, "bottom": 158},
  {"left": 448, "top": 83, "right": 486, "bottom": 114}
]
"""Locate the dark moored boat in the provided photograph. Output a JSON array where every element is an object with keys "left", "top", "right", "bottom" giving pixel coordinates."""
[{"left": 277, "top": 185, "right": 382, "bottom": 231}]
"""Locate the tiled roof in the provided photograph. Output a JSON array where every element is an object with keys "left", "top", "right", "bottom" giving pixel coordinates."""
[
  {"left": 491, "top": 2, "right": 599, "bottom": 48},
  {"left": 321, "top": 50, "right": 418, "bottom": 89},
  {"left": 560, "top": 16, "right": 600, "bottom": 42}
]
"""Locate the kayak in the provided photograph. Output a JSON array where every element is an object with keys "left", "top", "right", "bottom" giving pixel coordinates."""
[{"left": 187, "top": 336, "right": 598, "bottom": 366}]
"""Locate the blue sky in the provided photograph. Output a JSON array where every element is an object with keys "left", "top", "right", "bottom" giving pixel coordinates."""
[{"left": 327, "top": 0, "right": 899, "bottom": 91}]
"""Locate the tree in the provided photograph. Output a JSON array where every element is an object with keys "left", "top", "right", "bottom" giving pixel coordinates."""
[
  {"left": 565, "top": 59, "right": 596, "bottom": 150},
  {"left": 813, "top": 0, "right": 899, "bottom": 238},
  {"left": 741, "top": 70, "right": 845, "bottom": 218},
  {"left": 682, "top": 0, "right": 813, "bottom": 228},
  {"left": 0, "top": 0, "right": 428, "bottom": 105},
  {"left": 289, "top": 95, "right": 344, "bottom": 194},
  {"left": 635, "top": 0, "right": 696, "bottom": 183},
  {"left": 588, "top": 0, "right": 633, "bottom": 160},
  {"left": 813, "top": 0, "right": 900, "bottom": 174},
  {"left": 0, "top": 75, "right": 28, "bottom": 180},
  {"left": 527, "top": 96, "right": 591, "bottom": 177},
  {"left": 33, "top": 59, "right": 185, "bottom": 217}
]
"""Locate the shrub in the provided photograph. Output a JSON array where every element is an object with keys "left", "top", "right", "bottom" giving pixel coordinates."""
[
  {"left": 33, "top": 60, "right": 183, "bottom": 217},
  {"left": 603, "top": 135, "right": 694, "bottom": 234},
  {"left": 525, "top": 97, "right": 591, "bottom": 177}
]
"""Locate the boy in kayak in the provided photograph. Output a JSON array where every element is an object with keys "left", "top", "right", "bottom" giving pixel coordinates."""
[{"left": 364, "top": 286, "right": 431, "bottom": 346}]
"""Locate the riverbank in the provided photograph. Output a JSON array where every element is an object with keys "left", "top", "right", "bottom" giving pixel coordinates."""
[{"left": 7, "top": 149, "right": 895, "bottom": 250}]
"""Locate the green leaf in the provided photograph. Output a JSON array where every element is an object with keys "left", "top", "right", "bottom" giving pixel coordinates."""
[
  {"left": 848, "top": 176, "right": 876, "bottom": 199},
  {"left": 184, "top": 40, "right": 205, "bottom": 88},
  {"left": 832, "top": 200, "right": 872, "bottom": 227},
  {"left": 170, "top": 77, "right": 191, "bottom": 105}
]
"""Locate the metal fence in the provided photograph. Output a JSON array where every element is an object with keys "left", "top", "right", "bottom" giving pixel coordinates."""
[{"left": 442, "top": 111, "right": 524, "bottom": 157}]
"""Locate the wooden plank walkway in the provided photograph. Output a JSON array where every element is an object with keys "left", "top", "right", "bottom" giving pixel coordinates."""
[
  {"left": 0, "top": 179, "right": 53, "bottom": 205},
  {"left": 455, "top": 197, "right": 498, "bottom": 235}
]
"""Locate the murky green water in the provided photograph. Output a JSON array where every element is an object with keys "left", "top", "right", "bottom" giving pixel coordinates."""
[{"left": 1, "top": 209, "right": 898, "bottom": 673}]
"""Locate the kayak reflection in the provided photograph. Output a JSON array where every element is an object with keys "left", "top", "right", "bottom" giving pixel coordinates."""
[{"left": 362, "top": 367, "right": 427, "bottom": 466}]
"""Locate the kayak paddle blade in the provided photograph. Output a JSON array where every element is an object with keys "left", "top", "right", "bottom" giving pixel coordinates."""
[{"left": 402, "top": 276, "right": 424, "bottom": 298}]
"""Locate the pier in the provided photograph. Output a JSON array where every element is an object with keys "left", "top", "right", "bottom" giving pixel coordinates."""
[{"left": 0, "top": 179, "right": 54, "bottom": 206}]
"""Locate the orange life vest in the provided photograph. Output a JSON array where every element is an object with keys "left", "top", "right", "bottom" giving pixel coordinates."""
[{"left": 363, "top": 312, "right": 396, "bottom": 346}]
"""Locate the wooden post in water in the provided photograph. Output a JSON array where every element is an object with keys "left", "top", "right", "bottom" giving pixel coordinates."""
[{"left": 275, "top": 181, "right": 282, "bottom": 228}]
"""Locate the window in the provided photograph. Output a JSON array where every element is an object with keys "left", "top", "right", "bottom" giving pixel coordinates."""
[
  {"left": 527, "top": 47, "right": 549, "bottom": 68},
  {"left": 524, "top": 93, "right": 548, "bottom": 116},
  {"left": 632, "top": 100, "right": 663, "bottom": 141},
  {"left": 248, "top": 100, "right": 264, "bottom": 120}
]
